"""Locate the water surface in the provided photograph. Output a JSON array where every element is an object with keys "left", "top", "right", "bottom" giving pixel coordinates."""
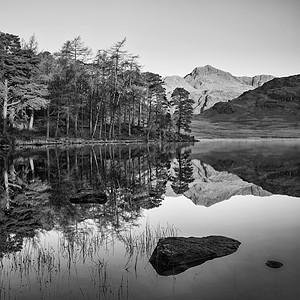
[{"left": 0, "top": 140, "right": 299, "bottom": 299}]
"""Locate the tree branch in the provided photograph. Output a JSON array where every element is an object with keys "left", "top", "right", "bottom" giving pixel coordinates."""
[{"left": 7, "top": 100, "right": 21, "bottom": 107}]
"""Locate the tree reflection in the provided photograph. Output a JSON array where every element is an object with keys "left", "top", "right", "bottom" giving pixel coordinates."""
[
  {"left": 0, "top": 143, "right": 184, "bottom": 256},
  {"left": 171, "top": 148, "right": 194, "bottom": 194}
]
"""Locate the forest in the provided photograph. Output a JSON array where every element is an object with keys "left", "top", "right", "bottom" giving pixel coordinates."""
[{"left": 0, "top": 31, "right": 195, "bottom": 145}]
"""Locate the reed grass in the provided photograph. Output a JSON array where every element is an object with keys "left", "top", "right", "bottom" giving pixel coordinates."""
[
  {"left": 119, "top": 222, "right": 179, "bottom": 257},
  {"left": 0, "top": 221, "right": 178, "bottom": 299}
]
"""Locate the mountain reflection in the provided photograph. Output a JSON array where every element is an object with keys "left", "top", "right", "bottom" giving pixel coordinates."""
[
  {"left": 189, "top": 140, "right": 300, "bottom": 198},
  {"left": 1, "top": 140, "right": 299, "bottom": 256}
]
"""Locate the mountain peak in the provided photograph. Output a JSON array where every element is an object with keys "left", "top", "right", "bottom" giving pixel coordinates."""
[
  {"left": 185, "top": 65, "right": 234, "bottom": 79},
  {"left": 163, "top": 65, "right": 275, "bottom": 114},
  {"left": 183, "top": 65, "right": 246, "bottom": 90}
]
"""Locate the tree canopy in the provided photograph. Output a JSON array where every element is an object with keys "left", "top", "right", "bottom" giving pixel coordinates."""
[{"left": 0, "top": 31, "right": 195, "bottom": 142}]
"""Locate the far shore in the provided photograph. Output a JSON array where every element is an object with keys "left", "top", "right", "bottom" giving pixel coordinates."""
[
  {"left": 195, "top": 137, "right": 300, "bottom": 142},
  {"left": 12, "top": 136, "right": 300, "bottom": 150}
]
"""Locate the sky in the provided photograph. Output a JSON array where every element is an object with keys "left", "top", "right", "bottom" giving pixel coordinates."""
[{"left": 1, "top": 0, "right": 299, "bottom": 77}]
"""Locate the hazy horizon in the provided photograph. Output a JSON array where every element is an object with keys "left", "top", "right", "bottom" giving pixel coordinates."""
[{"left": 1, "top": 0, "right": 299, "bottom": 78}]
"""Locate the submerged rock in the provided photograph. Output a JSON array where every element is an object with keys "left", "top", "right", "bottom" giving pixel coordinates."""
[
  {"left": 149, "top": 235, "right": 241, "bottom": 276},
  {"left": 70, "top": 189, "right": 107, "bottom": 204},
  {"left": 265, "top": 260, "right": 283, "bottom": 269}
]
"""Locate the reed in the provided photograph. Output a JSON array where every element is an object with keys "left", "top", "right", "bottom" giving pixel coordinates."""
[{"left": 119, "top": 222, "right": 179, "bottom": 257}]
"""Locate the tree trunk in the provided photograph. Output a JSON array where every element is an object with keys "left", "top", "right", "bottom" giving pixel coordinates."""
[
  {"left": 65, "top": 107, "right": 69, "bottom": 136},
  {"left": 109, "top": 111, "right": 115, "bottom": 139},
  {"left": 2, "top": 79, "right": 8, "bottom": 134},
  {"left": 81, "top": 100, "right": 84, "bottom": 137},
  {"left": 92, "top": 107, "right": 100, "bottom": 139},
  {"left": 46, "top": 107, "right": 50, "bottom": 139},
  {"left": 55, "top": 110, "right": 60, "bottom": 138},
  {"left": 118, "top": 108, "right": 122, "bottom": 136},
  {"left": 138, "top": 99, "right": 141, "bottom": 128},
  {"left": 75, "top": 111, "right": 78, "bottom": 137},
  {"left": 28, "top": 109, "right": 34, "bottom": 130},
  {"left": 89, "top": 101, "right": 93, "bottom": 137},
  {"left": 2, "top": 168, "right": 10, "bottom": 210},
  {"left": 128, "top": 107, "right": 131, "bottom": 136}
]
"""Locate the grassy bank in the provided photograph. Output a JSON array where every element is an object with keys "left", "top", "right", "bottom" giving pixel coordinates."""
[{"left": 191, "top": 117, "right": 300, "bottom": 140}]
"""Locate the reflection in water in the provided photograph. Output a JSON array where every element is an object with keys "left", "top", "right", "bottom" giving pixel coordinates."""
[
  {"left": 0, "top": 141, "right": 299, "bottom": 299},
  {"left": 0, "top": 144, "right": 177, "bottom": 256},
  {"left": 183, "top": 160, "right": 271, "bottom": 207},
  {"left": 190, "top": 139, "right": 300, "bottom": 197},
  {"left": 170, "top": 148, "right": 194, "bottom": 194}
]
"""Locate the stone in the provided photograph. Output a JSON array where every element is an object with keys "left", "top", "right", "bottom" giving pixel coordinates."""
[
  {"left": 149, "top": 235, "right": 241, "bottom": 276},
  {"left": 265, "top": 260, "right": 283, "bottom": 269}
]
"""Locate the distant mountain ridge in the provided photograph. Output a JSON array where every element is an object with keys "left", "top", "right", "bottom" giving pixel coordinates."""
[
  {"left": 201, "top": 74, "right": 300, "bottom": 120},
  {"left": 163, "top": 65, "right": 274, "bottom": 114}
]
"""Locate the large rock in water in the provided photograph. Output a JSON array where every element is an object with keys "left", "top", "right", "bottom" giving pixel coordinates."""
[{"left": 149, "top": 236, "right": 241, "bottom": 276}]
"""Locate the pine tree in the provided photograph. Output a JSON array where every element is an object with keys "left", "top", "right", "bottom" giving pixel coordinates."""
[
  {"left": 0, "top": 32, "right": 48, "bottom": 133},
  {"left": 171, "top": 87, "right": 194, "bottom": 134}
]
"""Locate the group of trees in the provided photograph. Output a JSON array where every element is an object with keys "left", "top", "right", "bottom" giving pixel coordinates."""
[{"left": 0, "top": 31, "right": 194, "bottom": 141}]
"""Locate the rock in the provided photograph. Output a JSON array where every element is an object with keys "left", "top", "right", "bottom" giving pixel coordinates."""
[
  {"left": 149, "top": 236, "right": 241, "bottom": 276},
  {"left": 265, "top": 260, "right": 283, "bottom": 269},
  {"left": 70, "top": 189, "right": 107, "bottom": 204}
]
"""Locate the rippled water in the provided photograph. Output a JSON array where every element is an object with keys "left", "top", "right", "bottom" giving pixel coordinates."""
[{"left": 1, "top": 140, "right": 300, "bottom": 299}]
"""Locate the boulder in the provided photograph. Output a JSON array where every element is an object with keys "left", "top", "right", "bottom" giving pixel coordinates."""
[
  {"left": 149, "top": 235, "right": 241, "bottom": 276},
  {"left": 265, "top": 260, "right": 283, "bottom": 269}
]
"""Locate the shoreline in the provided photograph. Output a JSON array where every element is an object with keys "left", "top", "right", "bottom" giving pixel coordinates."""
[
  {"left": 2, "top": 136, "right": 300, "bottom": 151},
  {"left": 195, "top": 137, "right": 300, "bottom": 142}
]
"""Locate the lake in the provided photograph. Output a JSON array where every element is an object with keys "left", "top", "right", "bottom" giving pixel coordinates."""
[{"left": 0, "top": 140, "right": 300, "bottom": 300}]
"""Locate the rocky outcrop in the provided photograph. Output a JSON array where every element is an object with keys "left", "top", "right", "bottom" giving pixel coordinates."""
[
  {"left": 149, "top": 236, "right": 241, "bottom": 276},
  {"left": 163, "top": 65, "right": 274, "bottom": 114}
]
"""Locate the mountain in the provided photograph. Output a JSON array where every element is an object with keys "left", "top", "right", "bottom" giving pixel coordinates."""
[
  {"left": 201, "top": 74, "right": 300, "bottom": 120},
  {"left": 163, "top": 65, "right": 274, "bottom": 114},
  {"left": 191, "top": 74, "right": 300, "bottom": 139}
]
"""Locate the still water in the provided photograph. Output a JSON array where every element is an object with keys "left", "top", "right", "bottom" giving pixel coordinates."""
[{"left": 0, "top": 140, "right": 300, "bottom": 300}]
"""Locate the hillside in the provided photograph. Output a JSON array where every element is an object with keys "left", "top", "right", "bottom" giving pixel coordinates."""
[
  {"left": 192, "top": 74, "right": 300, "bottom": 138},
  {"left": 163, "top": 65, "right": 274, "bottom": 114}
]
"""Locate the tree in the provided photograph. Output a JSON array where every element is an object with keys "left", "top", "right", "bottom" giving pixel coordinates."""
[
  {"left": 51, "top": 36, "right": 92, "bottom": 137},
  {"left": 171, "top": 87, "right": 194, "bottom": 134},
  {"left": 0, "top": 32, "right": 48, "bottom": 133},
  {"left": 142, "top": 72, "right": 168, "bottom": 140},
  {"left": 21, "top": 34, "right": 38, "bottom": 54}
]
